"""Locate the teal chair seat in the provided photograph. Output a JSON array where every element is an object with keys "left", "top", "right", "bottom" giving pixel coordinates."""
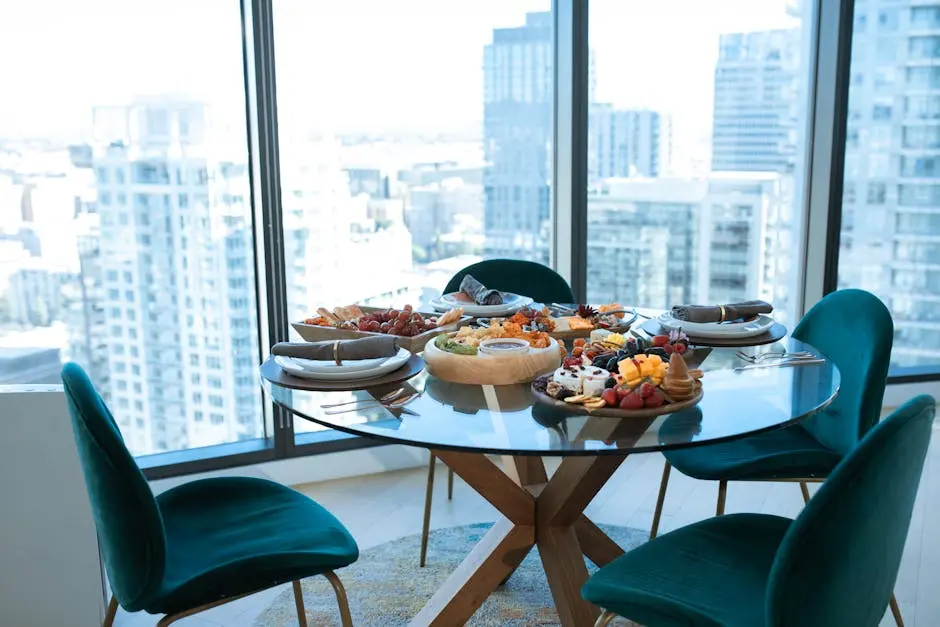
[
  {"left": 664, "top": 423, "right": 842, "bottom": 481},
  {"left": 585, "top": 395, "right": 936, "bottom": 627},
  {"left": 584, "top": 514, "right": 791, "bottom": 627},
  {"left": 154, "top": 477, "right": 358, "bottom": 614}
]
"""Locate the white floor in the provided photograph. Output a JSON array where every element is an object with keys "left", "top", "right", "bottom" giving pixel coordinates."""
[{"left": 113, "top": 425, "right": 940, "bottom": 626}]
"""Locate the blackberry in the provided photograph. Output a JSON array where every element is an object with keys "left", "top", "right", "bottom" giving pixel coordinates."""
[
  {"left": 557, "top": 389, "right": 575, "bottom": 401},
  {"left": 604, "top": 377, "right": 617, "bottom": 389}
]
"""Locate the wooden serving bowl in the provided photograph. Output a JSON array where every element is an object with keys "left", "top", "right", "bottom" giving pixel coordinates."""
[{"left": 423, "top": 335, "right": 562, "bottom": 385}]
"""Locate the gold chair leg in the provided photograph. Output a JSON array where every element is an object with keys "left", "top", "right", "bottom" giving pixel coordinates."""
[
  {"left": 324, "top": 571, "right": 353, "bottom": 627},
  {"left": 595, "top": 609, "right": 617, "bottom": 626},
  {"left": 650, "top": 461, "right": 672, "bottom": 539},
  {"left": 799, "top": 481, "right": 811, "bottom": 504},
  {"left": 889, "top": 593, "right": 904, "bottom": 627},
  {"left": 447, "top": 467, "right": 454, "bottom": 500},
  {"left": 420, "top": 453, "right": 436, "bottom": 567},
  {"left": 156, "top": 589, "right": 257, "bottom": 626},
  {"left": 716, "top": 480, "right": 728, "bottom": 516},
  {"left": 102, "top": 595, "right": 118, "bottom": 627},
  {"left": 292, "top": 580, "right": 308, "bottom": 627}
]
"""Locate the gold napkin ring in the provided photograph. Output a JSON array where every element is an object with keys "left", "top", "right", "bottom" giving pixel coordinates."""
[
  {"left": 332, "top": 340, "right": 342, "bottom": 366},
  {"left": 719, "top": 305, "right": 727, "bottom": 322}
]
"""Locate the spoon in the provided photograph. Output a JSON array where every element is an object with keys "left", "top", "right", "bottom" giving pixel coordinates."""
[{"left": 319, "top": 387, "right": 405, "bottom": 409}]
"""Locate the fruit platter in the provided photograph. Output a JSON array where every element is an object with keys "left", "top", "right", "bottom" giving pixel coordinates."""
[
  {"left": 293, "top": 305, "right": 470, "bottom": 353},
  {"left": 423, "top": 321, "right": 563, "bottom": 385},
  {"left": 549, "top": 304, "right": 639, "bottom": 339},
  {"left": 531, "top": 336, "right": 703, "bottom": 418}
]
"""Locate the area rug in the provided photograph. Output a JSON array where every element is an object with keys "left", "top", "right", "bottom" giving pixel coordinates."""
[{"left": 255, "top": 522, "right": 646, "bottom": 626}]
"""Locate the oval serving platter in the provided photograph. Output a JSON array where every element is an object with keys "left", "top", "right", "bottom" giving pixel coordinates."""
[{"left": 530, "top": 381, "right": 703, "bottom": 419}]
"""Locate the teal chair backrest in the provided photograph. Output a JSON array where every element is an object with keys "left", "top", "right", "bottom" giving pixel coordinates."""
[
  {"left": 766, "top": 394, "right": 935, "bottom": 627},
  {"left": 792, "top": 289, "right": 893, "bottom": 455},
  {"left": 61, "top": 362, "right": 166, "bottom": 612},
  {"left": 443, "top": 259, "right": 575, "bottom": 304}
]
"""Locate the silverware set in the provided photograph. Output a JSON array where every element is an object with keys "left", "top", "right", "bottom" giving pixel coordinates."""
[
  {"left": 733, "top": 350, "right": 823, "bottom": 371},
  {"left": 321, "top": 387, "right": 421, "bottom": 415}
]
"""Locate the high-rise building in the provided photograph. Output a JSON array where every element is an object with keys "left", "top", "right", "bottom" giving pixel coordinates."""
[
  {"left": 483, "top": 11, "right": 553, "bottom": 264},
  {"left": 589, "top": 105, "right": 672, "bottom": 183},
  {"left": 280, "top": 139, "right": 417, "bottom": 321},
  {"left": 711, "top": 29, "right": 801, "bottom": 172},
  {"left": 840, "top": 2, "right": 940, "bottom": 367},
  {"left": 66, "top": 215, "right": 110, "bottom": 400},
  {"left": 587, "top": 173, "right": 795, "bottom": 324},
  {"left": 91, "top": 98, "right": 261, "bottom": 455}
]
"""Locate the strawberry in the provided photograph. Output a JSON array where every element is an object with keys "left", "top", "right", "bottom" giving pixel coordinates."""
[
  {"left": 675, "top": 342, "right": 687, "bottom": 355},
  {"left": 639, "top": 382, "right": 656, "bottom": 399},
  {"left": 663, "top": 343, "right": 675, "bottom": 355},
  {"left": 620, "top": 392, "right": 644, "bottom": 410},
  {"left": 601, "top": 388, "right": 618, "bottom": 407},
  {"left": 652, "top": 334, "right": 669, "bottom": 347},
  {"left": 644, "top": 390, "right": 665, "bottom": 408},
  {"left": 615, "top": 384, "right": 631, "bottom": 402}
]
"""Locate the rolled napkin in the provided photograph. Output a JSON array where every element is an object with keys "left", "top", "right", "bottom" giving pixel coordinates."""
[
  {"left": 459, "top": 274, "right": 504, "bottom": 306},
  {"left": 272, "top": 335, "right": 398, "bottom": 364},
  {"left": 671, "top": 300, "right": 773, "bottom": 324}
]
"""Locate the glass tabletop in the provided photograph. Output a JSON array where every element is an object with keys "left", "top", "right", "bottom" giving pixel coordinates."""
[{"left": 262, "top": 338, "right": 840, "bottom": 456}]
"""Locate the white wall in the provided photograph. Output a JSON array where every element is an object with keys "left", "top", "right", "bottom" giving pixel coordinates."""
[{"left": 0, "top": 386, "right": 105, "bottom": 627}]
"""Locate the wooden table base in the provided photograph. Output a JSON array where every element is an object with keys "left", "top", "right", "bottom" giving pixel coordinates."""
[{"left": 409, "top": 451, "right": 627, "bottom": 627}]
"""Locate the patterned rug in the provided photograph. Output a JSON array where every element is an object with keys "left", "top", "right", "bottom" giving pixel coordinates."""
[{"left": 255, "top": 522, "right": 645, "bottom": 626}]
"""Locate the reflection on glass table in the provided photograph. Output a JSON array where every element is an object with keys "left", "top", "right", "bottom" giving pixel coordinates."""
[{"left": 264, "top": 338, "right": 840, "bottom": 456}]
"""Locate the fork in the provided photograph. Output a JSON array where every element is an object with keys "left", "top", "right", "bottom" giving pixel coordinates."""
[
  {"left": 323, "top": 393, "right": 420, "bottom": 415},
  {"left": 320, "top": 387, "right": 405, "bottom": 409},
  {"left": 733, "top": 358, "right": 825, "bottom": 371},
  {"left": 736, "top": 350, "right": 814, "bottom": 363}
]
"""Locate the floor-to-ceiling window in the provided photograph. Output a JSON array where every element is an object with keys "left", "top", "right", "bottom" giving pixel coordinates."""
[{"left": 585, "top": 0, "right": 812, "bottom": 329}]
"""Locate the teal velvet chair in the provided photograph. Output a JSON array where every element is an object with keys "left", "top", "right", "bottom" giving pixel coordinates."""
[
  {"left": 651, "top": 289, "right": 893, "bottom": 524},
  {"left": 420, "top": 258, "right": 576, "bottom": 566},
  {"left": 61, "top": 363, "right": 359, "bottom": 627},
  {"left": 442, "top": 258, "right": 576, "bottom": 304},
  {"left": 585, "top": 394, "right": 935, "bottom": 627}
]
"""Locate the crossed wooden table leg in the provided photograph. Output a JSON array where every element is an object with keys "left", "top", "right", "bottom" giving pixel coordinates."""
[{"left": 409, "top": 450, "right": 628, "bottom": 627}]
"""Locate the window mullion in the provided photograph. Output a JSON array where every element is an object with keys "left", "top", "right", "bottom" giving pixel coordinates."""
[
  {"left": 242, "top": 0, "right": 292, "bottom": 455},
  {"left": 553, "top": 0, "right": 589, "bottom": 302},
  {"left": 801, "top": 0, "right": 854, "bottom": 314}
]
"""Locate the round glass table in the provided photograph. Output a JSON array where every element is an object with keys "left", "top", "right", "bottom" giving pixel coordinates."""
[{"left": 262, "top": 338, "right": 840, "bottom": 626}]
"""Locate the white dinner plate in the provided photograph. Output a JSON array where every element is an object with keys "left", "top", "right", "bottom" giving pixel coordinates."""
[
  {"left": 275, "top": 347, "right": 410, "bottom": 381},
  {"left": 286, "top": 354, "right": 390, "bottom": 374},
  {"left": 657, "top": 312, "right": 776, "bottom": 339},
  {"left": 431, "top": 293, "right": 533, "bottom": 317}
]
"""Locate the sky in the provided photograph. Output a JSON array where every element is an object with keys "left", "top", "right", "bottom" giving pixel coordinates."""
[{"left": 0, "top": 0, "right": 800, "bottom": 139}]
